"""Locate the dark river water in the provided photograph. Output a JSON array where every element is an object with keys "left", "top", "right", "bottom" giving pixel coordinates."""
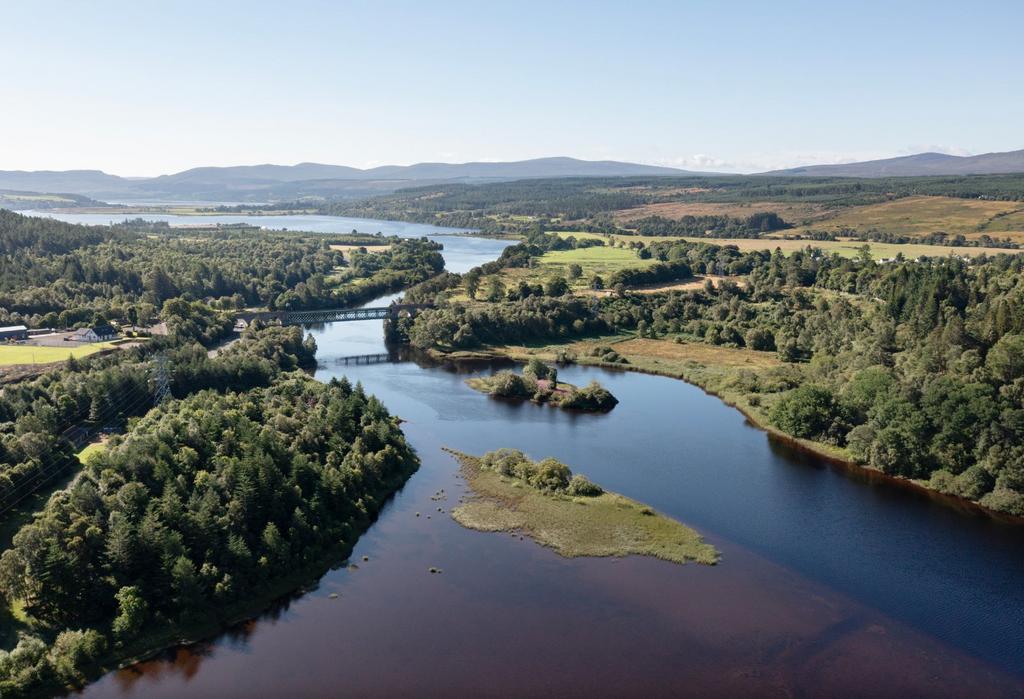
[{"left": 76, "top": 230, "right": 1024, "bottom": 697}]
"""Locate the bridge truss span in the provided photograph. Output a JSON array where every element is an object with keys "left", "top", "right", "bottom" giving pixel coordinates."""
[{"left": 238, "top": 303, "right": 433, "bottom": 327}]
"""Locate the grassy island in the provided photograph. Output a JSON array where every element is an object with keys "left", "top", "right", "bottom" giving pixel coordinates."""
[
  {"left": 446, "top": 449, "right": 719, "bottom": 565},
  {"left": 465, "top": 359, "right": 618, "bottom": 412}
]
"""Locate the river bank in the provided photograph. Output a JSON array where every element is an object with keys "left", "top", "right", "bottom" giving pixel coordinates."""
[
  {"left": 60, "top": 232, "right": 1024, "bottom": 696},
  {"left": 77, "top": 347, "right": 1024, "bottom": 697},
  {"left": 13, "top": 446, "right": 420, "bottom": 698},
  {"left": 431, "top": 334, "right": 1024, "bottom": 525}
]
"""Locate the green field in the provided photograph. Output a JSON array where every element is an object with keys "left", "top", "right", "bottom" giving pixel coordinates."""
[
  {"left": 0, "top": 192, "right": 78, "bottom": 203},
  {"left": 77, "top": 441, "right": 108, "bottom": 465},
  {"left": 554, "top": 231, "right": 1021, "bottom": 260},
  {"left": 485, "top": 245, "right": 656, "bottom": 294},
  {"left": 786, "top": 196, "right": 1024, "bottom": 240},
  {"left": 0, "top": 342, "right": 116, "bottom": 366},
  {"left": 609, "top": 195, "right": 1024, "bottom": 242},
  {"left": 539, "top": 245, "right": 654, "bottom": 273}
]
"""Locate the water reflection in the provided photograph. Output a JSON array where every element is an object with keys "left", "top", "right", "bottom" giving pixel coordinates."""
[
  {"left": 80, "top": 345, "right": 1024, "bottom": 697},
  {"left": 75, "top": 234, "right": 1024, "bottom": 697}
]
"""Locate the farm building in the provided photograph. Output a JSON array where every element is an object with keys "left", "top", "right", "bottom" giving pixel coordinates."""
[
  {"left": 0, "top": 325, "right": 29, "bottom": 341},
  {"left": 68, "top": 325, "right": 118, "bottom": 343}
]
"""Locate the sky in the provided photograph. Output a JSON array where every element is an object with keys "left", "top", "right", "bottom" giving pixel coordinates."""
[{"left": 1, "top": 0, "right": 1022, "bottom": 176}]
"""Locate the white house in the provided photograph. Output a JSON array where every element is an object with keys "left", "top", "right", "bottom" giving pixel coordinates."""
[{"left": 68, "top": 325, "right": 118, "bottom": 343}]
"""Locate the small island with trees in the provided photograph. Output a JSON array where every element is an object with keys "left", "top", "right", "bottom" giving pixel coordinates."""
[
  {"left": 465, "top": 359, "right": 618, "bottom": 412},
  {"left": 446, "top": 448, "right": 719, "bottom": 565}
]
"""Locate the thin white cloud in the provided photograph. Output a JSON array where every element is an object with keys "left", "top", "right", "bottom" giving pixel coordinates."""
[{"left": 646, "top": 144, "right": 980, "bottom": 174}]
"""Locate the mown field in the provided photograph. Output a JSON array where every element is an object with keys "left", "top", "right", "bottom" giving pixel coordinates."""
[
  {"left": 555, "top": 231, "right": 1021, "bottom": 260},
  {"left": 0, "top": 342, "right": 115, "bottom": 366},
  {"left": 607, "top": 195, "right": 1024, "bottom": 243},
  {"left": 76, "top": 440, "right": 107, "bottom": 465},
  {"left": 0, "top": 192, "right": 80, "bottom": 203},
  {"left": 328, "top": 243, "right": 392, "bottom": 254},
  {"left": 785, "top": 196, "right": 1024, "bottom": 240},
  {"left": 481, "top": 245, "right": 658, "bottom": 296},
  {"left": 614, "top": 199, "right": 829, "bottom": 225},
  {"left": 537, "top": 246, "right": 654, "bottom": 276}
]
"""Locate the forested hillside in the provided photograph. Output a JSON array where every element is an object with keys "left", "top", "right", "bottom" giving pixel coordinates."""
[
  {"left": 0, "top": 372, "right": 417, "bottom": 696},
  {"left": 0, "top": 210, "right": 443, "bottom": 330},
  {"left": 322, "top": 174, "right": 1024, "bottom": 227},
  {"left": 0, "top": 325, "right": 317, "bottom": 512},
  {"left": 0, "top": 207, "right": 438, "bottom": 695},
  {"left": 400, "top": 231, "right": 1024, "bottom": 515}
]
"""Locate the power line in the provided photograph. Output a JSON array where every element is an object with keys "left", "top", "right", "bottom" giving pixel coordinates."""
[
  {"left": 0, "top": 355, "right": 172, "bottom": 515},
  {"left": 0, "top": 389, "right": 156, "bottom": 513}
]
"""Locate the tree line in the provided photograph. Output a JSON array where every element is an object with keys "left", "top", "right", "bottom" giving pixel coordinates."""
[
  {"left": 0, "top": 325, "right": 317, "bottom": 514},
  {"left": 316, "top": 174, "right": 1024, "bottom": 234},
  {"left": 0, "top": 210, "right": 443, "bottom": 329},
  {"left": 0, "top": 372, "right": 417, "bottom": 696},
  {"left": 398, "top": 235, "right": 1024, "bottom": 516}
]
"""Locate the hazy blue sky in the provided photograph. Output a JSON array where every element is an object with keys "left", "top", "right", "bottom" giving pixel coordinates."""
[{"left": 2, "top": 0, "right": 1022, "bottom": 175}]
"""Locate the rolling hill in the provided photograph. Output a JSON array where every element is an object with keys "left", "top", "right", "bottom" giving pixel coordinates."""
[
  {"left": 0, "top": 157, "right": 703, "bottom": 203},
  {"left": 765, "top": 149, "right": 1024, "bottom": 177}
]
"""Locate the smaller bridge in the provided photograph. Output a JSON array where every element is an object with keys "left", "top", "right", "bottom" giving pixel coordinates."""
[
  {"left": 332, "top": 352, "right": 394, "bottom": 366},
  {"left": 237, "top": 303, "right": 432, "bottom": 327}
]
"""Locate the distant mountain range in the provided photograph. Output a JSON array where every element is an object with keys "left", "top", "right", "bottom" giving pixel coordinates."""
[
  {"left": 2, "top": 150, "right": 1023, "bottom": 206},
  {"left": 763, "top": 149, "right": 1024, "bottom": 178},
  {"left": 0, "top": 157, "right": 702, "bottom": 204}
]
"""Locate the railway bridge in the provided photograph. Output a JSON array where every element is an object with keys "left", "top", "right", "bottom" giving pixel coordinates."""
[{"left": 236, "top": 302, "right": 433, "bottom": 327}]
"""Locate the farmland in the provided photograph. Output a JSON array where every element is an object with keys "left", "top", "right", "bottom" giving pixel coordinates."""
[
  {"left": 784, "top": 196, "right": 1024, "bottom": 240},
  {"left": 614, "top": 199, "right": 828, "bottom": 225},
  {"left": 0, "top": 342, "right": 115, "bottom": 367},
  {"left": 555, "top": 231, "right": 1021, "bottom": 260}
]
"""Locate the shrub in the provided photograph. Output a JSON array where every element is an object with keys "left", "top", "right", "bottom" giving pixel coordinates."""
[
  {"left": 769, "top": 384, "right": 839, "bottom": 439},
  {"left": 590, "top": 346, "right": 628, "bottom": 364},
  {"left": 979, "top": 488, "right": 1024, "bottom": 516},
  {"left": 481, "top": 448, "right": 530, "bottom": 476},
  {"left": 523, "top": 358, "right": 557, "bottom": 383},
  {"left": 531, "top": 458, "right": 572, "bottom": 492},
  {"left": 555, "top": 349, "right": 577, "bottom": 364},
  {"left": 489, "top": 370, "right": 535, "bottom": 398},
  {"left": 566, "top": 474, "right": 603, "bottom": 496},
  {"left": 49, "top": 629, "right": 107, "bottom": 684},
  {"left": 745, "top": 327, "right": 776, "bottom": 351},
  {"left": 560, "top": 381, "right": 619, "bottom": 412}
]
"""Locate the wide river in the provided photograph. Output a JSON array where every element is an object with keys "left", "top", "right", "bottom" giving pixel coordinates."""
[{"left": 56, "top": 215, "right": 1023, "bottom": 697}]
